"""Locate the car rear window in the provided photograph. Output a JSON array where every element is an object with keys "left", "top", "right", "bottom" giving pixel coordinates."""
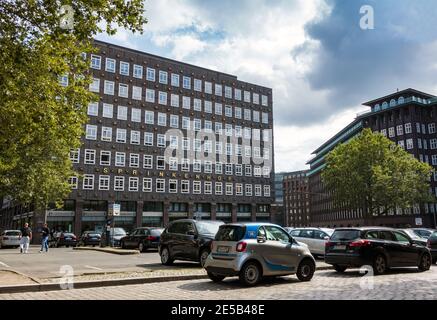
[
  {"left": 150, "top": 229, "right": 163, "bottom": 236},
  {"left": 64, "top": 233, "right": 75, "bottom": 237},
  {"left": 331, "top": 230, "right": 361, "bottom": 241},
  {"left": 5, "top": 231, "right": 21, "bottom": 236},
  {"left": 430, "top": 232, "right": 437, "bottom": 241},
  {"left": 215, "top": 226, "right": 246, "bottom": 241}
]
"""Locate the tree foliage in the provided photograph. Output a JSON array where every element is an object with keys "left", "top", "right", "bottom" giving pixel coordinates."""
[
  {"left": 322, "top": 128, "right": 434, "bottom": 219},
  {"left": 0, "top": 1, "right": 147, "bottom": 208}
]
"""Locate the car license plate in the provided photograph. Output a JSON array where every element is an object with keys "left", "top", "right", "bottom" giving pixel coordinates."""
[
  {"left": 217, "top": 246, "right": 230, "bottom": 253},
  {"left": 334, "top": 245, "right": 346, "bottom": 250},
  {"left": 65, "top": 238, "right": 71, "bottom": 240}
]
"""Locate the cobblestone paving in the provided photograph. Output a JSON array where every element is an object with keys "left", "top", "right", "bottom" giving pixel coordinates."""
[{"left": 1, "top": 266, "right": 436, "bottom": 300}]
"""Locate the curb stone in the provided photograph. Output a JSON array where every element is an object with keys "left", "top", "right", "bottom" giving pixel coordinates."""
[{"left": 73, "top": 247, "right": 140, "bottom": 255}]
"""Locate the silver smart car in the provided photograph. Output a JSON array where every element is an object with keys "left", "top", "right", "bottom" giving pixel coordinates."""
[{"left": 203, "top": 223, "right": 316, "bottom": 286}]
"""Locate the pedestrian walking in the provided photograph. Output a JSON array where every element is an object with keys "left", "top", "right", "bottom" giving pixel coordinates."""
[
  {"left": 19, "top": 223, "right": 32, "bottom": 254},
  {"left": 40, "top": 223, "right": 49, "bottom": 253}
]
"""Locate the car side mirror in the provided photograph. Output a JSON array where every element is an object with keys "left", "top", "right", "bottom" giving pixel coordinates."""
[
  {"left": 257, "top": 236, "right": 266, "bottom": 243},
  {"left": 324, "top": 236, "right": 330, "bottom": 241}
]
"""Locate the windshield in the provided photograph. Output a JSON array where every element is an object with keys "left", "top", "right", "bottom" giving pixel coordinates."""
[
  {"left": 196, "top": 221, "right": 223, "bottom": 235},
  {"left": 402, "top": 229, "right": 419, "bottom": 239},
  {"left": 414, "top": 229, "right": 433, "bottom": 238},
  {"left": 215, "top": 226, "right": 246, "bottom": 241},
  {"left": 111, "top": 228, "right": 126, "bottom": 236},
  {"left": 331, "top": 230, "right": 361, "bottom": 241},
  {"left": 150, "top": 229, "right": 164, "bottom": 236},
  {"left": 5, "top": 231, "right": 21, "bottom": 236}
]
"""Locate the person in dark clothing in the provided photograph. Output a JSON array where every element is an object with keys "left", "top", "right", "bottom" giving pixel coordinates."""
[
  {"left": 20, "top": 223, "right": 32, "bottom": 254},
  {"left": 40, "top": 223, "right": 50, "bottom": 253}
]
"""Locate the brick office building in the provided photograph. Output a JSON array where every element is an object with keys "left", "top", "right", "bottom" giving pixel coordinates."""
[
  {"left": 282, "top": 171, "right": 310, "bottom": 227},
  {"left": 307, "top": 89, "right": 437, "bottom": 228},
  {"left": 0, "top": 40, "right": 275, "bottom": 235}
]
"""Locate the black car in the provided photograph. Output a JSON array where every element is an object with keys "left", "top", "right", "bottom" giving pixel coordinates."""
[
  {"left": 159, "top": 219, "right": 224, "bottom": 267},
  {"left": 78, "top": 231, "right": 101, "bottom": 247},
  {"left": 56, "top": 232, "right": 78, "bottom": 248},
  {"left": 120, "top": 227, "right": 164, "bottom": 252},
  {"left": 325, "top": 227, "right": 432, "bottom": 274},
  {"left": 427, "top": 231, "right": 437, "bottom": 263}
]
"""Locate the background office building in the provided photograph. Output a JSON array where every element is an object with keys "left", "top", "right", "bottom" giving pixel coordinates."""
[
  {"left": 0, "top": 40, "right": 275, "bottom": 235},
  {"left": 282, "top": 171, "right": 310, "bottom": 227},
  {"left": 308, "top": 89, "right": 437, "bottom": 228}
]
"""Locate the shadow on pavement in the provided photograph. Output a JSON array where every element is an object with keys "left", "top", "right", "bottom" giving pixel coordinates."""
[
  {"left": 177, "top": 275, "right": 300, "bottom": 292},
  {"left": 322, "top": 267, "right": 422, "bottom": 278},
  {"left": 136, "top": 262, "right": 202, "bottom": 270}
]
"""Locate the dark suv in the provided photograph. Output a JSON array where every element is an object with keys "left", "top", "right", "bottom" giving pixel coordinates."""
[
  {"left": 427, "top": 231, "right": 437, "bottom": 263},
  {"left": 159, "top": 219, "right": 224, "bottom": 267},
  {"left": 325, "top": 227, "right": 432, "bottom": 274}
]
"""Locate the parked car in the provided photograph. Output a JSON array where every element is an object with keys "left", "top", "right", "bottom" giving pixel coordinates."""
[
  {"left": 325, "top": 227, "right": 432, "bottom": 275},
  {"left": 427, "top": 231, "right": 437, "bottom": 264},
  {"left": 56, "top": 232, "right": 78, "bottom": 248},
  {"left": 121, "top": 227, "right": 164, "bottom": 252},
  {"left": 0, "top": 230, "right": 21, "bottom": 249},
  {"left": 288, "top": 227, "right": 334, "bottom": 256},
  {"left": 397, "top": 229, "right": 428, "bottom": 245},
  {"left": 404, "top": 228, "right": 436, "bottom": 239},
  {"left": 204, "top": 223, "right": 316, "bottom": 286},
  {"left": 100, "top": 227, "right": 127, "bottom": 247},
  {"left": 78, "top": 231, "right": 101, "bottom": 247},
  {"left": 159, "top": 219, "right": 224, "bottom": 267},
  {"left": 283, "top": 227, "right": 294, "bottom": 234}
]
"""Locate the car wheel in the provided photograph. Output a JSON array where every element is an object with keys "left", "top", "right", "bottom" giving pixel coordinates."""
[
  {"left": 333, "top": 264, "right": 347, "bottom": 273},
  {"left": 297, "top": 258, "right": 315, "bottom": 282},
  {"left": 121, "top": 241, "right": 126, "bottom": 249},
  {"left": 199, "top": 249, "right": 210, "bottom": 267},
  {"left": 138, "top": 242, "right": 145, "bottom": 253},
  {"left": 207, "top": 272, "right": 225, "bottom": 283},
  {"left": 418, "top": 253, "right": 432, "bottom": 272},
  {"left": 239, "top": 261, "right": 262, "bottom": 286},
  {"left": 66, "top": 245, "right": 69, "bottom": 248},
  {"left": 160, "top": 247, "right": 174, "bottom": 265},
  {"left": 373, "top": 254, "right": 387, "bottom": 275}
]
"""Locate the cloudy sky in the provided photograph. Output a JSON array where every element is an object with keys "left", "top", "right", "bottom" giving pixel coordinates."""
[{"left": 97, "top": 0, "right": 437, "bottom": 173}]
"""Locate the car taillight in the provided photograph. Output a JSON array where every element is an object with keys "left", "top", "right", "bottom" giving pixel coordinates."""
[
  {"left": 236, "top": 241, "right": 247, "bottom": 252},
  {"left": 427, "top": 240, "right": 431, "bottom": 248},
  {"left": 3, "top": 237, "right": 8, "bottom": 240},
  {"left": 147, "top": 236, "right": 157, "bottom": 241},
  {"left": 349, "top": 239, "right": 371, "bottom": 247},
  {"left": 325, "top": 241, "right": 334, "bottom": 247}
]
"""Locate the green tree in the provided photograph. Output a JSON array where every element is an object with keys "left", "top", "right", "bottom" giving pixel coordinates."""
[
  {"left": 0, "top": 1, "right": 147, "bottom": 209},
  {"left": 322, "top": 128, "right": 434, "bottom": 223}
]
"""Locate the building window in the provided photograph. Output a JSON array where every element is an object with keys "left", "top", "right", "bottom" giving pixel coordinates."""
[
  {"left": 183, "top": 76, "right": 191, "bottom": 89},
  {"left": 193, "top": 160, "right": 201, "bottom": 172},
  {"left": 244, "top": 91, "right": 251, "bottom": 103},
  {"left": 159, "top": 71, "right": 168, "bottom": 84},
  {"left": 99, "top": 175, "right": 110, "bottom": 191},
  {"left": 116, "top": 129, "right": 127, "bottom": 143},
  {"left": 215, "top": 162, "right": 223, "bottom": 174},
  {"left": 255, "top": 185, "right": 262, "bottom": 196},
  {"left": 429, "top": 123, "right": 436, "bottom": 134},
  {"left": 405, "top": 123, "right": 412, "bottom": 134},
  {"left": 181, "top": 158, "right": 190, "bottom": 172},
  {"left": 117, "top": 105, "right": 128, "bottom": 120},
  {"left": 170, "top": 115, "right": 179, "bottom": 128},
  {"left": 430, "top": 139, "right": 437, "bottom": 150},
  {"left": 253, "top": 111, "right": 260, "bottom": 123},
  {"left": 432, "top": 155, "right": 437, "bottom": 166},
  {"left": 225, "top": 86, "right": 232, "bottom": 99},
  {"left": 225, "top": 105, "right": 232, "bottom": 117},
  {"left": 244, "top": 109, "right": 251, "bottom": 121},
  {"left": 194, "top": 79, "right": 202, "bottom": 92},
  {"left": 101, "top": 127, "right": 112, "bottom": 142},
  {"left": 132, "top": 86, "right": 142, "bottom": 100},
  {"left": 215, "top": 182, "right": 223, "bottom": 195},
  {"left": 226, "top": 183, "right": 233, "bottom": 195},
  {"left": 262, "top": 112, "right": 269, "bottom": 124},
  {"left": 156, "top": 179, "right": 165, "bottom": 193},
  {"left": 235, "top": 164, "right": 242, "bottom": 176},
  {"left": 89, "top": 78, "right": 100, "bottom": 92},
  {"left": 119, "top": 61, "right": 129, "bottom": 76},
  {"left": 143, "top": 155, "right": 153, "bottom": 169},
  {"left": 87, "top": 102, "right": 99, "bottom": 116},
  {"left": 144, "top": 132, "right": 154, "bottom": 146},
  {"left": 204, "top": 101, "right": 212, "bottom": 113},
  {"left": 193, "top": 181, "right": 201, "bottom": 194},
  {"left": 235, "top": 89, "right": 242, "bottom": 101},
  {"left": 118, "top": 83, "right": 128, "bottom": 98},
  {"left": 169, "top": 157, "right": 178, "bottom": 171},
  {"left": 171, "top": 94, "right": 179, "bottom": 108},
  {"left": 262, "top": 95, "right": 268, "bottom": 106},
  {"left": 169, "top": 136, "right": 178, "bottom": 149},
  {"left": 84, "top": 149, "right": 96, "bottom": 165},
  {"left": 193, "top": 99, "right": 202, "bottom": 111},
  {"left": 398, "top": 140, "right": 405, "bottom": 149},
  {"left": 91, "top": 55, "right": 101, "bottom": 69},
  {"left": 158, "top": 91, "right": 167, "bottom": 105},
  {"left": 215, "top": 123, "right": 222, "bottom": 135},
  {"left": 204, "top": 82, "right": 212, "bottom": 94},
  {"left": 215, "top": 84, "right": 222, "bottom": 96},
  {"left": 388, "top": 127, "right": 395, "bottom": 138},
  {"left": 145, "top": 111, "right": 154, "bottom": 124},
  {"left": 146, "top": 68, "right": 155, "bottom": 81},
  {"left": 105, "top": 58, "right": 115, "bottom": 73},
  {"left": 263, "top": 185, "right": 271, "bottom": 197},
  {"left": 158, "top": 113, "right": 167, "bottom": 126},
  {"left": 225, "top": 163, "right": 233, "bottom": 175},
  {"left": 204, "top": 120, "right": 212, "bottom": 133},
  {"left": 115, "top": 152, "right": 126, "bottom": 167},
  {"left": 100, "top": 151, "right": 111, "bottom": 166},
  {"left": 114, "top": 176, "right": 125, "bottom": 191},
  {"left": 157, "top": 134, "right": 166, "bottom": 148},
  {"left": 143, "top": 178, "right": 152, "bottom": 192},
  {"left": 225, "top": 124, "right": 233, "bottom": 136},
  {"left": 245, "top": 184, "right": 252, "bottom": 196},
  {"left": 69, "top": 177, "right": 78, "bottom": 189},
  {"left": 253, "top": 93, "right": 260, "bottom": 105},
  {"left": 204, "top": 161, "right": 212, "bottom": 173},
  {"left": 86, "top": 125, "right": 97, "bottom": 140},
  {"left": 129, "top": 177, "right": 139, "bottom": 192},
  {"left": 133, "top": 64, "right": 143, "bottom": 79},
  {"left": 146, "top": 89, "right": 155, "bottom": 103},
  {"left": 103, "top": 80, "right": 114, "bottom": 95},
  {"left": 83, "top": 174, "right": 94, "bottom": 190},
  {"left": 129, "top": 154, "right": 139, "bottom": 168},
  {"left": 157, "top": 156, "right": 165, "bottom": 170},
  {"left": 380, "top": 129, "right": 387, "bottom": 137},
  {"left": 245, "top": 165, "right": 252, "bottom": 176},
  {"left": 194, "top": 119, "right": 201, "bottom": 132},
  {"left": 215, "top": 103, "right": 222, "bottom": 115},
  {"left": 171, "top": 73, "right": 179, "bottom": 87},
  {"left": 236, "top": 184, "right": 243, "bottom": 196},
  {"left": 169, "top": 179, "right": 177, "bottom": 193},
  {"left": 204, "top": 182, "right": 212, "bottom": 195},
  {"left": 396, "top": 125, "right": 404, "bottom": 136},
  {"left": 70, "top": 148, "right": 80, "bottom": 163},
  {"left": 102, "top": 103, "right": 113, "bottom": 118},
  {"left": 406, "top": 139, "right": 414, "bottom": 150},
  {"left": 235, "top": 107, "right": 242, "bottom": 119},
  {"left": 182, "top": 96, "right": 191, "bottom": 109},
  {"left": 129, "top": 130, "right": 140, "bottom": 145}
]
